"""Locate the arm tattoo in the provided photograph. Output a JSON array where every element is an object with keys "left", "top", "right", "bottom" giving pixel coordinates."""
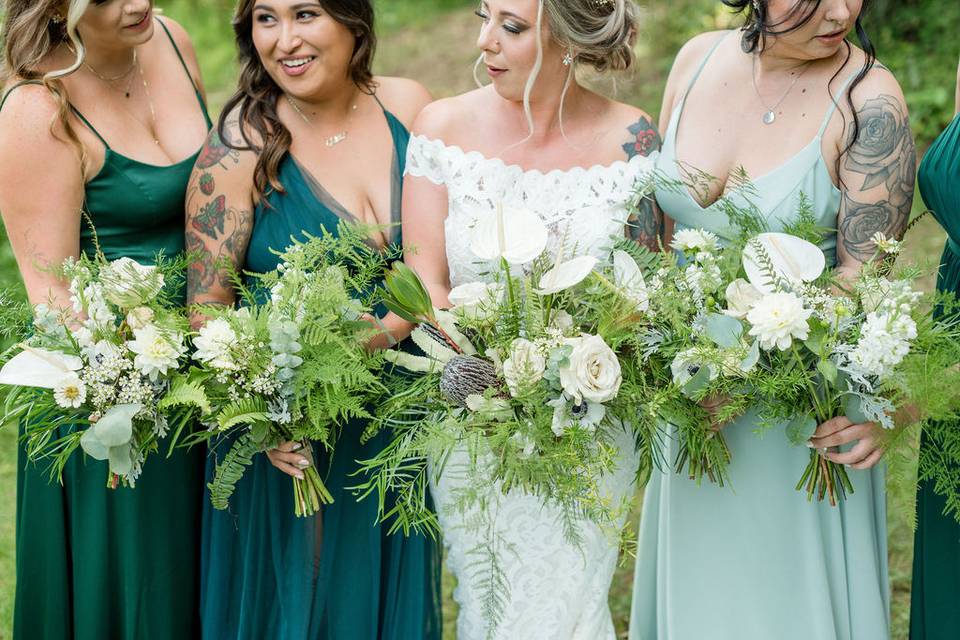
[
  {"left": 185, "top": 128, "right": 253, "bottom": 305},
  {"left": 622, "top": 116, "right": 663, "bottom": 252},
  {"left": 839, "top": 94, "right": 916, "bottom": 263}
]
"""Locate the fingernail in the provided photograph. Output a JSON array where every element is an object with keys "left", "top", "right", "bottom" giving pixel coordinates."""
[
  {"left": 295, "top": 472, "right": 305, "bottom": 480},
  {"left": 806, "top": 441, "right": 815, "bottom": 448},
  {"left": 296, "top": 458, "right": 311, "bottom": 468}
]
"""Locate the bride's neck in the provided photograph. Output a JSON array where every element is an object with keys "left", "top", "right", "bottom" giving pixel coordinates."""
[{"left": 502, "top": 80, "right": 587, "bottom": 143}]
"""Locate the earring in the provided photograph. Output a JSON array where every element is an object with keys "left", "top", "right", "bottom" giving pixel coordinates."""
[
  {"left": 50, "top": 13, "right": 65, "bottom": 25},
  {"left": 562, "top": 51, "right": 574, "bottom": 66}
]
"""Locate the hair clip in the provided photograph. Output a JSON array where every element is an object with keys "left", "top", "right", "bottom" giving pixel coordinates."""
[{"left": 591, "top": 0, "right": 614, "bottom": 8}]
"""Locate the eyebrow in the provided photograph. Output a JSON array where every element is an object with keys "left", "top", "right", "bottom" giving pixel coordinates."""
[
  {"left": 253, "top": 1, "right": 323, "bottom": 11},
  {"left": 480, "top": 2, "right": 531, "bottom": 24}
]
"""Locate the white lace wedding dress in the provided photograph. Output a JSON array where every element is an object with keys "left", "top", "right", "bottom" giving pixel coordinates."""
[{"left": 406, "top": 134, "right": 656, "bottom": 640}]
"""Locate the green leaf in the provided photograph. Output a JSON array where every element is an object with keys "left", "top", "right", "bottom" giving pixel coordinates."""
[
  {"left": 158, "top": 377, "right": 211, "bottom": 415},
  {"left": 108, "top": 443, "right": 133, "bottom": 476},
  {"left": 817, "top": 360, "right": 839, "bottom": 386},
  {"left": 703, "top": 313, "right": 743, "bottom": 348},
  {"left": 844, "top": 394, "right": 870, "bottom": 425},
  {"left": 682, "top": 366, "right": 713, "bottom": 399},
  {"left": 740, "top": 340, "right": 760, "bottom": 372},
  {"left": 804, "top": 326, "right": 828, "bottom": 356},
  {"left": 208, "top": 432, "right": 259, "bottom": 510},
  {"left": 785, "top": 414, "right": 818, "bottom": 446},
  {"left": 93, "top": 403, "right": 141, "bottom": 447},
  {"left": 80, "top": 427, "right": 109, "bottom": 460}
]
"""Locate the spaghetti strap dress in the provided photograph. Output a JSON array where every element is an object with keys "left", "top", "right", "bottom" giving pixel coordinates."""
[
  {"left": 910, "top": 110, "right": 960, "bottom": 640},
  {"left": 629, "top": 32, "right": 889, "bottom": 640},
  {"left": 2, "top": 19, "right": 211, "bottom": 640},
  {"left": 198, "top": 102, "right": 443, "bottom": 640}
]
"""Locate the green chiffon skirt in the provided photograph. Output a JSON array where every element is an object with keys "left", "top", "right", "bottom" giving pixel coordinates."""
[
  {"left": 14, "top": 423, "right": 204, "bottom": 639},
  {"left": 199, "top": 416, "right": 443, "bottom": 640}
]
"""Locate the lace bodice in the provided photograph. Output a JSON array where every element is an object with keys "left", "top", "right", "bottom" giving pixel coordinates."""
[{"left": 405, "top": 134, "right": 657, "bottom": 287}]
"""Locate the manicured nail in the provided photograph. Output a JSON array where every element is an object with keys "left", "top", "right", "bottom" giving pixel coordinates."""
[
  {"left": 296, "top": 458, "right": 311, "bottom": 468},
  {"left": 806, "top": 441, "right": 815, "bottom": 448},
  {"left": 295, "top": 472, "right": 305, "bottom": 480}
]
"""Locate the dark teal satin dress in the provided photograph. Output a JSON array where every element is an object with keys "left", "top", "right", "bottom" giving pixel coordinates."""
[
  {"left": 199, "top": 105, "right": 442, "bottom": 640},
  {"left": 911, "top": 111, "right": 960, "bottom": 640}
]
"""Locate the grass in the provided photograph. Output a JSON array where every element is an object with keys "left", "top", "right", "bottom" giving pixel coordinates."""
[{"left": 0, "top": 1, "right": 956, "bottom": 638}]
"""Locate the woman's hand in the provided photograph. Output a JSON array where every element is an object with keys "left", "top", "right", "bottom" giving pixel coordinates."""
[
  {"left": 266, "top": 441, "right": 312, "bottom": 479},
  {"left": 808, "top": 416, "right": 884, "bottom": 470}
]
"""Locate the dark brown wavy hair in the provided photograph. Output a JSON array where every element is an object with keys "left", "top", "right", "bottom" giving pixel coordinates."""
[{"left": 219, "top": 0, "right": 377, "bottom": 202}]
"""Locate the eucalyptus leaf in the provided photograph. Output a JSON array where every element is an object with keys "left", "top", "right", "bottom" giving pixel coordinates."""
[
  {"left": 682, "top": 365, "right": 713, "bottom": 399},
  {"left": 817, "top": 360, "right": 839, "bottom": 386},
  {"left": 93, "top": 403, "right": 141, "bottom": 447},
  {"left": 785, "top": 414, "right": 818, "bottom": 446},
  {"left": 80, "top": 428, "right": 109, "bottom": 460},
  {"left": 704, "top": 313, "right": 743, "bottom": 348},
  {"left": 844, "top": 394, "right": 870, "bottom": 425},
  {"left": 740, "top": 340, "right": 761, "bottom": 372}
]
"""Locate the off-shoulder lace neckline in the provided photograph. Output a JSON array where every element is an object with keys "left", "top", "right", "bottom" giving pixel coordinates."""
[{"left": 410, "top": 133, "right": 650, "bottom": 179}]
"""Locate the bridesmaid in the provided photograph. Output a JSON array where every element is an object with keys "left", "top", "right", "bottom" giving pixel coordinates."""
[
  {"left": 631, "top": 1, "right": 915, "bottom": 639},
  {"left": 0, "top": 1, "right": 209, "bottom": 639},
  {"left": 910, "top": 56, "right": 960, "bottom": 640},
  {"left": 184, "top": 1, "right": 441, "bottom": 638}
]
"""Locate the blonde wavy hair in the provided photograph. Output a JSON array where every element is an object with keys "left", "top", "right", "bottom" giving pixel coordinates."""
[{"left": 2, "top": 0, "right": 93, "bottom": 173}]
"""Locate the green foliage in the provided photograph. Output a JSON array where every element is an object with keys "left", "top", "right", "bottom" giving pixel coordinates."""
[{"left": 207, "top": 432, "right": 259, "bottom": 511}]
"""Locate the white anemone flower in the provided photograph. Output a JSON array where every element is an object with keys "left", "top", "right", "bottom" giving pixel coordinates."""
[
  {"left": 548, "top": 396, "right": 606, "bottom": 436},
  {"left": 470, "top": 203, "right": 548, "bottom": 265},
  {"left": 53, "top": 373, "right": 87, "bottom": 409},
  {"left": 746, "top": 291, "right": 813, "bottom": 351}
]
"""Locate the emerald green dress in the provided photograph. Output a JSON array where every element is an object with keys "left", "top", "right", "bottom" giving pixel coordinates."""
[
  {"left": 199, "top": 101, "right": 442, "bottom": 640},
  {"left": 2, "top": 21, "right": 210, "bottom": 640},
  {"left": 911, "top": 110, "right": 960, "bottom": 640}
]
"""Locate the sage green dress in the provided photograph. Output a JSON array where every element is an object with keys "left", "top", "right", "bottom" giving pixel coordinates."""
[
  {"left": 630, "top": 33, "right": 889, "bottom": 640},
  {"left": 910, "top": 110, "right": 960, "bottom": 639},
  {"left": 2, "top": 21, "right": 210, "bottom": 640}
]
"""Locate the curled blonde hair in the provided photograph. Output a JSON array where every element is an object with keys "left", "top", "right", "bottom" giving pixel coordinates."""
[
  {"left": 475, "top": 0, "right": 640, "bottom": 148},
  {"left": 2, "top": 0, "right": 92, "bottom": 172}
]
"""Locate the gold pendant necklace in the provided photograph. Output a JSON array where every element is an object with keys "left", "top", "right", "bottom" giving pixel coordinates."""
[{"left": 285, "top": 93, "right": 358, "bottom": 147}]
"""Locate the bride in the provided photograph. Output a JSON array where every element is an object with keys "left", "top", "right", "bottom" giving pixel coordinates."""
[{"left": 399, "top": 0, "right": 659, "bottom": 636}]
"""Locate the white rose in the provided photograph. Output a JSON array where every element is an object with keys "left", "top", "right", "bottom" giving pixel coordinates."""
[
  {"left": 100, "top": 257, "right": 165, "bottom": 308},
  {"left": 558, "top": 334, "right": 622, "bottom": 404},
  {"left": 448, "top": 282, "right": 503, "bottom": 321},
  {"left": 502, "top": 338, "right": 546, "bottom": 396},
  {"left": 126, "top": 306, "right": 155, "bottom": 331},
  {"left": 746, "top": 292, "right": 813, "bottom": 351},
  {"left": 194, "top": 318, "right": 238, "bottom": 371},
  {"left": 724, "top": 279, "right": 763, "bottom": 319},
  {"left": 127, "top": 325, "right": 186, "bottom": 380}
]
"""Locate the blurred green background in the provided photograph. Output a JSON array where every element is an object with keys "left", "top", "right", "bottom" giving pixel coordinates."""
[{"left": 0, "top": 0, "right": 957, "bottom": 638}]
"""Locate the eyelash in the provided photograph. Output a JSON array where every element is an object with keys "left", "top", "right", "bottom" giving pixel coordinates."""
[
  {"left": 254, "top": 10, "right": 320, "bottom": 24},
  {"left": 473, "top": 10, "right": 525, "bottom": 35}
]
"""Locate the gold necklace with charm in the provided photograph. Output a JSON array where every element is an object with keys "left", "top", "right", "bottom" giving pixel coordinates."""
[{"left": 285, "top": 92, "right": 358, "bottom": 148}]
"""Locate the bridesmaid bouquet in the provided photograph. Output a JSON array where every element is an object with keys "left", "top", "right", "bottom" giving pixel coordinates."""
[
  {"left": 643, "top": 212, "right": 960, "bottom": 505},
  {"left": 0, "top": 254, "right": 204, "bottom": 488},
  {"left": 358, "top": 204, "right": 662, "bottom": 538},
  {"left": 190, "top": 225, "right": 391, "bottom": 517}
]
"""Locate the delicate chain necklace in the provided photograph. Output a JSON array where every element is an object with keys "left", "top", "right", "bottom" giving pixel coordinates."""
[
  {"left": 83, "top": 50, "right": 137, "bottom": 83},
  {"left": 751, "top": 54, "right": 814, "bottom": 125},
  {"left": 135, "top": 57, "right": 160, "bottom": 146},
  {"left": 285, "top": 93, "right": 359, "bottom": 148}
]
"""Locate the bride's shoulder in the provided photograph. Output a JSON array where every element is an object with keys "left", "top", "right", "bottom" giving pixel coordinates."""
[
  {"left": 409, "top": 87, "right": 490, "bottom": 143},
  {"left": 591, "top": 95, "right": 660, "bottom": 161}
]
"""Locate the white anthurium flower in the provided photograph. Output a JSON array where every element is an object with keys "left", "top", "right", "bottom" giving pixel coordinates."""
[
  {"left": 448, "top": 282, "right": 503, "bottom": 321},
  {"left": 612, "top": 250, "right": 649, "bottom": 312},
  {"left": 558, "top": 334, "right": 622, "bottom": 404},
  {"left": 470, "top": 202, "right": 549, "bottom": 265},
  {"left": 0, "top": 346, "right": 83, "bottom": 389},
  {"left": 127, "top": 325, "right": 186, "bottom": 381},
  {"left": 53, "top": 373, "right": 86, "bottom": 409},
  {"left": 723, "top": 278, "right": 763, "bottom": 319},
  {"left": 742, "top": 232, "right": 826, "bottom": 294},
  {"left": 536, "top": 254, "right": 598, "bottom": 295},
  {"left": 502, "top": 338, "right": 547, "bottom": 396},
  {"left": 746, "top": 291, "right": 813, "bottom": 351}
]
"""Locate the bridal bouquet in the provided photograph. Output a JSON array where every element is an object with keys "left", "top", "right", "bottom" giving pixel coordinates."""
[
  {"left": 642, "top": 212, "right": 960, "bottom": 504},
  {"left": 0, "top": 254, "right": 204, "bottom": 488},
  {"left": 191, "top": 225, "right": 391, "bottom": 517},
  {"left": 358, "top": 204, "right": 661, "bottom": 538}
]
